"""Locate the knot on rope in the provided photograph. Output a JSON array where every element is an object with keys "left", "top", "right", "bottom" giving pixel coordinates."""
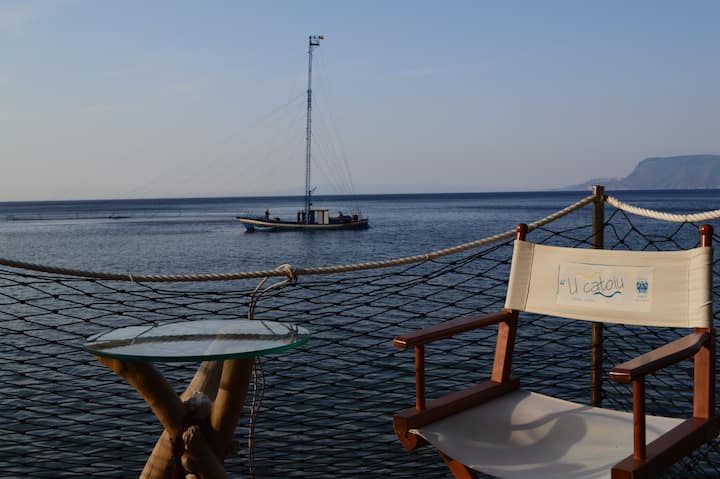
[
  {"left": 275, "top": 263, "right": 297, "bottom": 284},
  {"left": 248, "top": 265, "right": 297, "bottom": 321}
]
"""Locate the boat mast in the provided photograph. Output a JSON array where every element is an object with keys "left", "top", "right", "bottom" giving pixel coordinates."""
[{"left": 305, "top": 34, "right": 323, "bottom": 223}]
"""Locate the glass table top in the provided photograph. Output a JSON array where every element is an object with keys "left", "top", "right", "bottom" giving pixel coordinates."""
[{"left": 83, "top": 319, "right": 309, "bottom": 362}]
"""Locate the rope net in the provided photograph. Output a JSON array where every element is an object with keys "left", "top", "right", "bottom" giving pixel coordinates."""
[{"left": 1, "top": 191, "right": 719, "bottom": 478}]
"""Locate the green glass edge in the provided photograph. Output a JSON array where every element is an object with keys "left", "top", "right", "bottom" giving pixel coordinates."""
[{"left": 82, "top": 335, "right": 310, "bottom": 363}]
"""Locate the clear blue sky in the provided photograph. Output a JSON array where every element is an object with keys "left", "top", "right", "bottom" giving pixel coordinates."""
[{"left": 2, "top": 0, "right": 719, "bottom": 201}]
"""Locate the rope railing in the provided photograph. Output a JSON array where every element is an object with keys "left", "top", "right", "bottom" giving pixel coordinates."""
[{"left": 606, "top": 194, "right": 720, "bottom": 222}]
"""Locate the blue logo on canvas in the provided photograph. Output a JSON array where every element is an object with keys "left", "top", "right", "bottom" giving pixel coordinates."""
[
  {"left": 588, "top": 275, "right": 624, "bottom": 299},
  {"left": 636, "top": 280, "right": 649, "bottom": 294}
]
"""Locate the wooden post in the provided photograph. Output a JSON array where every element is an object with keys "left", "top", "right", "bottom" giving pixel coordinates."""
[
  {"left": 491, "top": 312, "right": 519, "bottom": 383},
  {"left": 591, "top": 185, "right": 605, "bottom": 407},
  {"left": 694, "top": 224, "right": 715, "bottom": 419},
  {"left": 633, "top": 378, "right": 647, "bottom": 460},
  {"left": 490, "top": 224, "right": 525, "bottom": 384},
  {"left": 415, "top": 345, "right": 425, "bottom": 411}
]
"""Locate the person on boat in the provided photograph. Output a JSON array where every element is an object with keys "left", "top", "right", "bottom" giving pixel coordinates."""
[
  {"left": 297, "top": 210, "right": 302, "bottom": 223},
  {"left": 337, "top": 211, "right": 351, "bottom": 223},
  {"left": 264, "top": 210, "right": 270, "bottom": 221}
]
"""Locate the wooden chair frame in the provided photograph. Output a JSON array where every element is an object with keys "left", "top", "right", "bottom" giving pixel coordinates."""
[{"left": 393, "top": 223, "right": 718, "bottom": 479}]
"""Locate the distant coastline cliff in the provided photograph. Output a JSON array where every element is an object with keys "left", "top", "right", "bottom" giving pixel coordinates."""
[{"left": 569, "top": 154, "right": 720, "bottom": 190}]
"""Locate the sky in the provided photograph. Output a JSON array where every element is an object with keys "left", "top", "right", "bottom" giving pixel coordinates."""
[{"left": 1, "top": 0, "right": 719, "bottom": 201}]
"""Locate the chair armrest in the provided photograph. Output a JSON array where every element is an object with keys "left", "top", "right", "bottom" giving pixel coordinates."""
[
  {"left": 393, "top": 378, "right": 520, "bottom": 450},
  {"left": 610, "top": 332, "right": 709, "bottom": 383},
  {"left": 612, "top": 416, "right": 720, "bottom": 477},
  {"left": 393, "top": 310, "right": 516, "bottom": 349}
]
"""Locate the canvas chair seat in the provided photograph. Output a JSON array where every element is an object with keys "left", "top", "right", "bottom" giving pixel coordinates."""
[{"left": 412, "top": 390, "right": 682, "bottom": 479}]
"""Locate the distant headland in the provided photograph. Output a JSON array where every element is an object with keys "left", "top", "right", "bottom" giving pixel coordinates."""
[{"left": 566, "top": 154, "right": 720, "bottom": 190}]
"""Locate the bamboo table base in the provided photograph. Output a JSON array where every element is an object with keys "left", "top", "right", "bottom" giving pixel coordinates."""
[{"left": 96, "top": 357, "right": 255, "bottom": 479}]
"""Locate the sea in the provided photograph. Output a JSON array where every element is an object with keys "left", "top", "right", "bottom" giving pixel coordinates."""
[
  {"left": 1, "top": 189, "right": 718, "bottom": 275},
  {"left": 2, "top": 188, "right": 720, "bottom": 478}
]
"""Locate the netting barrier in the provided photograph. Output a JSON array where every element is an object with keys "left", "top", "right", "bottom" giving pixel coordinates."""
[{"left": 2, "top": 188, "right": 720, "bottom": 478}]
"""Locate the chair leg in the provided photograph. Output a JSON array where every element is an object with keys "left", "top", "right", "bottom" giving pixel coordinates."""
[{"left": 438, "top": 451, "right": 478, "bottom": 479}]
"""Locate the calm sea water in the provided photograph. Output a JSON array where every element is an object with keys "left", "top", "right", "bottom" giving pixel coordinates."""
[
  {"left": 0, "top": 189, "right": 719, "bottom": 275},
  {"left": 2, "top": 189, "right": 720, "bottom": 478}
]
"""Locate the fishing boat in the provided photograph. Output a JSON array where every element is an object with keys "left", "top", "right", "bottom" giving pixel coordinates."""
[{"left": 237, "top": 35, "right": 369, "bottom": 232}]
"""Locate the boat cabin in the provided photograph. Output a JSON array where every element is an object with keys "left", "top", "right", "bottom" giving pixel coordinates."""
[{"left": 309, "top": 208, "right": 330, "bottom": 225}]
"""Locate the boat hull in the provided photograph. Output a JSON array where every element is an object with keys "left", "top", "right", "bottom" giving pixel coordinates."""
[{"left": 236, "top": 217, "right": 369, "bottom": 232}]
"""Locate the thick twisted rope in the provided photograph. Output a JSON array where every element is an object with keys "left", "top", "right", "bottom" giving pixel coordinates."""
[
  {"left": 606, "top": 195, "right": 720, "bottom": 223},
  {"left": 0, "top": 195, "right": 594, "bottom": 282},
  {"left": 0, "top": 260, "right": 293, "bottom": 282}
]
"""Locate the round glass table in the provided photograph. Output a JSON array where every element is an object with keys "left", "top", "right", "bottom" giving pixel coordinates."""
[{"left": 84, "top": 319, "right": 309, "bottom": 479}]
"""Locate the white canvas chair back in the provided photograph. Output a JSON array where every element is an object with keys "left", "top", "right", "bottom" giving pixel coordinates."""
[{"left": 504, "top": 240, "right": 713, "bottom": 328}]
